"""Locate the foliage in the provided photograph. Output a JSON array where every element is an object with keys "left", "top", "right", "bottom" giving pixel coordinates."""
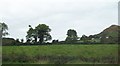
[
  {"left": 35, "top": 24, "right": 52, "bottom": 44},
  {"left": 65, "top": 29, "right": 78, "bottom": 43},
  {"left": 2, "top": 38, "right": 16, "bottom": 46},
  {"left": 0, "top": 22, "right": 9, "bottom": 36},
  {"left": 26, "top": 25, "right": 37, "bottom": 43},
  {"left": 80, "top": 35, "right": 88, "bottom": 42},
  {"left": 52, "top": 40, "right": 59, "bottom": 44},
  {"left": 26, "top": 24, "right": 52, "bottom": 44},
  {"left": 21, "top": 39, "right": 24, "bottom": 43}
]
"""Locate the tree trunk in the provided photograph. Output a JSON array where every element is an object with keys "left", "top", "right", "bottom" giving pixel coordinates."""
[
  {"left": 39, "top": 35, "right": 44, "bottom": 44},
  {"left": 34, "top": 37, "right": 37, "bottom": 43}
]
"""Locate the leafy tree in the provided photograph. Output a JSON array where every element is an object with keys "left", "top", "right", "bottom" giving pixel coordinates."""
[
  {"left": 21, "top": 39, "right": 24, "bottom": 43},
  {"left": 26, "top": 24, "right": 52, "bottom": 44},
  {"left": 65, "top": 29, "right": 78, "bottom": 43},
  {"left": 26, "top": 39, "right": 31, "bottom": 43},
  {"left": 16, "top": 39, "right": 20, "bottom": 43},
  {"left": 0, "top": 22, "right": 9, "bottom": 37},
  {"left": 52, "top": 40, "right": 59, "bottom": 44},
  {"left": 35, "top": 24, "right": 52, "bottom": 44},
  {"left": 26, "top": 25, "right": 37, "bottom": 43},
  {"left": 88, "top": 35, "right": 94, "bottom": 40},
  {"left": 80, "top": 35, "right": 88, "bottom": 42}
]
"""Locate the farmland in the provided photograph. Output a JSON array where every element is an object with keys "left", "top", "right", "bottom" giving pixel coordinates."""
[{"left": 2, "top": 44, "right": 118, "bottom": 64}]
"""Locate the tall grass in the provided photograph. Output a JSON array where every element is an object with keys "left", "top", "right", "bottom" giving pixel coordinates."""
[{"left": 2, "top": 44, "right": 118, "bottom": 64}]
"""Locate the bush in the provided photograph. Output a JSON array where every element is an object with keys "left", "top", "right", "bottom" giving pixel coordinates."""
[{"left": 2, "top": 38, "right": 16, "bottom": 46}]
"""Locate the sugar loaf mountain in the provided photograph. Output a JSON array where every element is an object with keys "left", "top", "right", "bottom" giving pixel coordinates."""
[{"left": 2, "top": 25, "right": 120, "bottom": 46}]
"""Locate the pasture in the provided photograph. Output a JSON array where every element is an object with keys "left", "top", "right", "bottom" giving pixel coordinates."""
[{"left": 2, "top": 44, "right": 118, "bottom": 64}]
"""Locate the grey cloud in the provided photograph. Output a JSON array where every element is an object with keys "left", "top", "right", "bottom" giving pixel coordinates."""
[{"left": 0, "top": 0, "right": 118, "bottom": 41}]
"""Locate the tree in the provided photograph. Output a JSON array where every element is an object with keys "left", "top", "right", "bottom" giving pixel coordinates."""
[
  {"left": 80, "top": 35, "right": 88, "bottom": 43},
  {"left": 35, "top": 24, "right": 52, "bottom": 44},
  {"left": 52, "top": 40, "right": 59, "bottom": 44},
  {"left": 26, "top": 24, "right": 52, "bottom": 44},
  {"left": 0, "top": 22, "right": 9, "bottom": 37},
  {"left": 26, "top": 25, "right": 37, "bottom": 43},
  {"left": 88, "top": 35, "right": 94, "bottom": 40},
  {"left": 21, "top": 39, "right": 24, "bottom": 43},
  {"left": 65, "top": 29, "right": 78, "bottom": 43}
]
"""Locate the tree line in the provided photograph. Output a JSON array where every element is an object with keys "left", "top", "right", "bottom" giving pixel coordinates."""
[{"left": 1, "top": 22, "right": 119, "bottom": 46}]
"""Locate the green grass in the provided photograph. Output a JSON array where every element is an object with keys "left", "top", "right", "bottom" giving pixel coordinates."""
[{"left": 2, "top": 44, "right": 118, "bottom": 64}]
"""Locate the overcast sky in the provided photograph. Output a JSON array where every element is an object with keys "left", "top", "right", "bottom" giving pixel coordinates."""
[{"left": 0, "top": 0, "right": 119, "bottom": 41}]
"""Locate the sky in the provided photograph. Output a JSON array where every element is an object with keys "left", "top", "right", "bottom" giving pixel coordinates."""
[{"left": 0, "top": 0, "right": 119, "bottom": 41}]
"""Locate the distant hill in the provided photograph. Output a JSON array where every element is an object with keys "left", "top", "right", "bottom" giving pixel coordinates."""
[
  {"left": 95, "top": 25, "right": 120, "bottom": 43},
  {"left": 98, "top": 25, "right": 120, "bottom": 37}
]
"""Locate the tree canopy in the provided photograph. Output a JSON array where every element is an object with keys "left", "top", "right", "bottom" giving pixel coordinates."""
[
  {"left": 26, "top": 24, "right": 52, "bottom": 44},
  {"left": 65, "top": 29, "right": 78, "bottom": 43},
  {"left": 0, "top": 22, "right": 9, "bottom": 37}
]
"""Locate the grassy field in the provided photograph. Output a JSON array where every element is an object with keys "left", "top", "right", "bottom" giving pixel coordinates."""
[{"left": 2, "top": 44, "right": 118, "bottom": 64}]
